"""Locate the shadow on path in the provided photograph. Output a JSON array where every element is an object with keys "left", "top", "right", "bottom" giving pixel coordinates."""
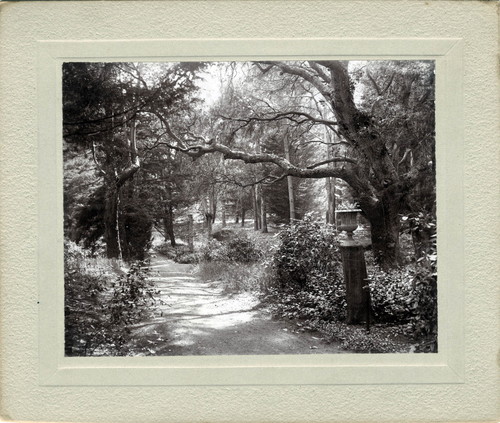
[{"left": 128, "top": 254, "right": 344, "bottom": 356}]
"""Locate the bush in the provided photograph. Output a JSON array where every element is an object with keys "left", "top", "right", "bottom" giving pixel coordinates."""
[
  {"left": 201, "top": 229, "right": 262, "bottom": 263},
  {"left": 155, "top": 242, "right": 199, "bottom": 264},
  {"left": 198, "top": 261, "right": 270, "bottom": 294},
  {"left": 266, "top": 272, "right": 346, "bottom": 322},
  {"left": 120, "top": 205, "right": 153, "bottom": 261},
  {"left": 368, "top": 262, "right": 437, "bottom": 340},
  {"left": 272, "top": 215, "right": 342, "bottom": 289},
  {"left": 263, "top": 216, "right": 346, "bottom": 323},
  {"left": 64, "top": 240, "right": 161, "bottom": 356}
]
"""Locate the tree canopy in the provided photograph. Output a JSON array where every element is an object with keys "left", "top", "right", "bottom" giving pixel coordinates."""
[{"left": 63, "top": 59, "right": 436, "bottom": 268}]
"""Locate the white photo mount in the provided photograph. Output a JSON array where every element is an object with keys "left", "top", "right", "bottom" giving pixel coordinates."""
[{"left": 37, "top": 38, "right": 464, "bottom": 386}]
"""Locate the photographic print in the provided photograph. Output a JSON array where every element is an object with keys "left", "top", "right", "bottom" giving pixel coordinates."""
[{"left": 63, "top": 60, "right": 437, "bottom": 357}]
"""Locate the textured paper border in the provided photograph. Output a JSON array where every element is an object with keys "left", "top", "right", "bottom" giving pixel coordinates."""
[{"left": 38, "top": 38, "right": 464, "bottom": 386}]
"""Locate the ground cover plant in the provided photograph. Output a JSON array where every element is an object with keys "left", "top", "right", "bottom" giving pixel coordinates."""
[{"left": 64, "top": 241, "right": 162, "bottom": 356}]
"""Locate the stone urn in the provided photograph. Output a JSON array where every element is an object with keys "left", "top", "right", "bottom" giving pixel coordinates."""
[{"left": 335, "top": 209, "right": 361, "bottom": 240}]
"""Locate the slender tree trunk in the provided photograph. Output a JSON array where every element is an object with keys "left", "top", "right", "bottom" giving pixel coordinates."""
[
  {"left": 253, "top": 185, "right": 261, "bottom": 230},
  {"left": 206, "top": 214, "right": 213, "bottom": 239},
  {"left": 283, "top": 136, "right": 296, "bottom": 223},
  {"left": 324, "top": 128, "right": 336, "bottom": 225},
  {"left": 103, "top": 116, "right": 141, "bottom": 259},
  {"left": 327, "top": 132, "right": 336, "bottom": 224},
  {"left": 164, "top": 204, "right": 176, "bottom": 247},
  {"left": 234, "top": 194, "right": 240, "bottom": 224},
  {"left": 326, "top": 177, "right": 336, "bottom": 225},
  {"left": 221, "top": 195, "right": 227, "bottom": 227},
  {"left": 187, "top": 214, "right": 194, "bottom": 252},
  {"left": 261, "top": 189, "right": 268, "bottom": 233},
  {"left": 209, "top": 187, "right": 217, "bottom": 224},
  {"left": 239, "top": 189, "right": 245, "bottom": 227},
  {"left": 202, "top": 197, "right": 212, "bottom": 238}
]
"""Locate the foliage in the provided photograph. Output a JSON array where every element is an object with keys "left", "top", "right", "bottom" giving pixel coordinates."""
[
  {"left": 266, "top": 272, "right": 346, "bottom": 322},
  {"left": 197, "top": 228, "right": 275, "bottom": 293},
  {"left": 63, "top": 62, "right": 204, "bottom": 259},
  {"left": 73, "top": 187, "right": 153, "bottom": 261},
  {"left": 64, "top": 241, "right": 161, "bottom": 356},
  {"left": 201, "top": 229, "right": 263, "bottom": 263},
  {"left": 271, "top": 215, "right": 342, "bottom": 289},
  {"left": 369, "top": 213, "right": 437, "bottom": 342},
  {"left": 368, "top": 261, "right": 437, "bottom": 340},
  {"left": 263, "top": 216, "right": 346, "bottom": 323},
  {"left": 120, "top": 203, "right": 153, "bottom": 260},
  {"left": 319, "top": 321, "right": 412, "bottom": 353},
  {"left": 155, "top": 242, "right": 199, "bottom": 264},
  {"left": 198, "top": 261, "right": 270, "bottom": 294},
  {"left": 72, "top": 185, "right": 107, "bottom": 253}
]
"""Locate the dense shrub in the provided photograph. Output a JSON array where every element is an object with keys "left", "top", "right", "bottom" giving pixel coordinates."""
[
  {"left": 64, "top": 241, "right": 161, "bottom": 356},
  {"left": 272, "top": 215, "right": 342, "bottom": 289},
  {"left": 72, "top": 187, "right": 153, "bottom": 261},
  {"left": 198, "top": 261, "right": 271, "bottom": 294},
  {"left": 155, "top": 242, "right": 199, "bottom": 264},
  {"left": 264, "top": 216, "right": 346, "bottom": 322},
  {"left": 120, "top": 204, "right": 153, "bottom": 261},
  {"left": 368, "top": 262, "right": 437, "bottom": 340},
  {"left": 196, "top": 229, "right": 274, "bottom": 294},
  {"left": 266, "top": 273, "right": 346, "bottom": 322},
  {"left": 201, "top": 229, "right": 262, "bottom": 263}
]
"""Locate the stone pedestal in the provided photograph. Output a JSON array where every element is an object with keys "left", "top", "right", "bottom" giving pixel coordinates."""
[{"left": 339, "top": 240, "right": 371, "bottom": 325}]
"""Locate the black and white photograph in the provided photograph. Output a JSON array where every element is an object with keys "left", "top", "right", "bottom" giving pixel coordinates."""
[{"left": 63, "top": 60, "right": 437, "bottom": 357}]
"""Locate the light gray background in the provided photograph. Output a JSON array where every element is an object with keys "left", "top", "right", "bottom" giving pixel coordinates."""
[{"left": 0, "top": 1, "right": 498, "bottom": 422}]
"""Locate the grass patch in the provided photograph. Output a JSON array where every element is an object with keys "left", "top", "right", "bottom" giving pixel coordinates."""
[{"left": 197, "top": 261, "right": 271, "bottom": 294}]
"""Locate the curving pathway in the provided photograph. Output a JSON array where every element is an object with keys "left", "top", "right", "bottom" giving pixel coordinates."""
[{"left": 128, "top": 255, "right": 344, "bottom": 356}]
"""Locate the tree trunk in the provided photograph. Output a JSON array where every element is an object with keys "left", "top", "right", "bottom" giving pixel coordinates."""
[
  {"left": 201, "top": 196, "right": 212, "bottom": 238},
  {"left": 104, "top": 184, "right": 122, "bottom": 259},
  {"left": 253, "top": 185, "right": 261, "bottom": 230},
  {"left": 209, "top": 188, "right": 217, "bottom": 224},
  {"left": 206, "top": 214, "right": 213, "bottom": 239},
  {"left": 261, "top": 187, "right": 268, "bottom": 233},
  {"left": 241, "top": 208, "right": 246, "bottom": 227},
  {"left": 187, "top": 214, "right": 194, "bottom": 252},
  {"left": 221, "top": 196, "right": 227, "bottom": 227},
  {"left": 326, "top": 177, "right": 336, "bottom": 225},
  {"left": 164, "top": 204, "right": 176, "bottom": 247},
  {"left": 283, "top": 136, "right": 296, "bottom": 223},
  {"left": 365, "top": 205, "right": 401, "bottom": 269},
  {"left": 103, "top": 116, "right": 140, "bottom": 259}
]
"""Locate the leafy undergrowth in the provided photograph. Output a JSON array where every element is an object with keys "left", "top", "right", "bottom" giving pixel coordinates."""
[
  {"left": 316, "top": 321, "right": 415, "bottom": 353},
  {"left": 197, "top": 261, "right": 271, "bottom": 294},
  {"left": 196, "top": 227, "right": 277, "bottom": 294},
  {"left": 266, "top": 301, "right": 421, "bottom": 353},
  {"left": 65, "top": 240, "right": 163, "bottom": 356},
  {"left": 154, "top": 242, "right": 199, "bottom": 264}
]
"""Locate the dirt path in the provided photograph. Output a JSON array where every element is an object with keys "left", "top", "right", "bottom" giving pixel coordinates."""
[{"left": 128, "top": 255, "right": 344, "bottom": 356}]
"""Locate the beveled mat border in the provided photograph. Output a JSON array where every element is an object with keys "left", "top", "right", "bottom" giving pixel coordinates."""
[{"left": 37, "top": 38, "right": 464, "bottom": 386}]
